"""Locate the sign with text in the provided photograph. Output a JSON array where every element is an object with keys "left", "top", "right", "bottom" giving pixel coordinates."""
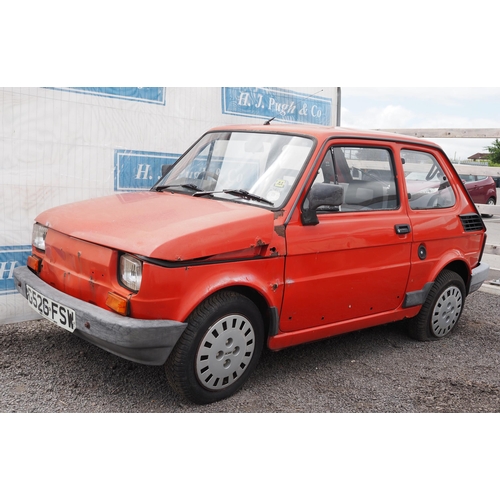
[
  {"left": 115, "top": 150, "right": 181, "bottom": 191},
  {"left": 0, "top": 246, "right": 31, "bottom": 296},
  {"left": 222, "top": 87, "right": 332, "bottom": 125},
  {"left": 47, "top": 87, "right": 166, "bottom": 105}
]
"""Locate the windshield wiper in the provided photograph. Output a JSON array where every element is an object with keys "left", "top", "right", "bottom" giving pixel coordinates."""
[
  {"left": 155, "top": 183, "right": 203, "bottom": 192},
  {"left": 194, "top": 188, "right": 274, "bottom": 206},
  {"left": 224, "top": 189, "right": 274, "bottom": 205}
]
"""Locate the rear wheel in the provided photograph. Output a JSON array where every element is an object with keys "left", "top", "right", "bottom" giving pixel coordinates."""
[
  {"left": 408, "top": 270, "right": 465, "bottom": 341},
  {"left": 165, "top": 291, "right": 264, "bottom": 404}
]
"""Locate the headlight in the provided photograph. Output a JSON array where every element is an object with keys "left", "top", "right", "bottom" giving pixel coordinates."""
[
  {"left": 32, "top": 223, "right": 48, "bottom": 251},
  {"left": 120, "top": 254, "right": 142, "bottom": 292}
]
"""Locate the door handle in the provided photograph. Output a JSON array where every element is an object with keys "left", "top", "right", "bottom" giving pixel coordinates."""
[{"left": 395, "top": 224, "right": 411, "bottom": 235}]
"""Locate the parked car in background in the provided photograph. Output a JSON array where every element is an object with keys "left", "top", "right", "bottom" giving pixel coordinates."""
[{"left": 459, "top": 174, "right": 497, "bottom": 217}]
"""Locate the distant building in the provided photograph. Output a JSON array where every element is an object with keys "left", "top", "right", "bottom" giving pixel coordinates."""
[{"left": 468, "top": 153, "right": 490, "bottom": 161}]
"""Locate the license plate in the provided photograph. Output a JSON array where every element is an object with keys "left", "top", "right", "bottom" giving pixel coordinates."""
[{"left": 26, "top": 284, "right": 76, "bottom": 332}]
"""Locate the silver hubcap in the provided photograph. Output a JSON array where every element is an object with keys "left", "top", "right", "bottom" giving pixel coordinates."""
[
  {"left": 431, "top": 285, "right": 463, "bottom": 337},
  {"left": 196, "top": 314, "right": 255, "bottom": 391}
]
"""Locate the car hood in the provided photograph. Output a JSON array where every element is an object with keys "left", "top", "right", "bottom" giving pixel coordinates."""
[{"left": 36, "top": 191, "right": 276, "bottom": 261}]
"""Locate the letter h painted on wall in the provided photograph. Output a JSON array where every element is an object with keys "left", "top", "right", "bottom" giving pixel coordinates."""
[{"left": 0, "top": 246, "right": 31, "bottom": 295}]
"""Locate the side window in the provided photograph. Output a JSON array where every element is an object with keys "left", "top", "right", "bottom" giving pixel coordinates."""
[
  {"left": 312, "top": 146, "right": 398, "bottom": 212},
  {"left": 402, "top": 150, "right": 456, "bottom": 210}
]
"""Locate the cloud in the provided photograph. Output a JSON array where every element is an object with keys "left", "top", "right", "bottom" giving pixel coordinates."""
[
  {"left": 342, "top": 104, "right": 414, "bottom": 129},
  {"left": 432, "top": 138, "right": 492, "bottom": 162},
  {"left": 340, "top": 87, "right": 500, "bottom": 159},
  {"left": 342, "top": 87, "right": 500, "bottom": 102}
]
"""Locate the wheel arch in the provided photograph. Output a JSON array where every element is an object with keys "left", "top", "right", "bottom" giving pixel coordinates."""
[
  {"left": 218, "top": 285, "right": 278, "bottom": 342},
  {"left": 442, "top": 259, "right": 471, "bottom": 293},
  {"left": 180, "top": 283, "right": 278, "bottom": 343}
]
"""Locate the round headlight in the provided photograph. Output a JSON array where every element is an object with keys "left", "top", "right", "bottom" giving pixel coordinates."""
[{"left": 120, "top": 254, "right": 143, "bottom": 292}]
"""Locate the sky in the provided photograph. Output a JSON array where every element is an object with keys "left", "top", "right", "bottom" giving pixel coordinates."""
[{"left": 340, "top": 88, "right": 500, "bottom": 162}]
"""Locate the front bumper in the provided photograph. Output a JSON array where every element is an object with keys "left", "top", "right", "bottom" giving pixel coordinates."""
[
  {"left": 469, "top": 261, "right": 490, "bottom": 293},
  {"left": 13, "top": 266, "right": 187, "bottom": 366}
]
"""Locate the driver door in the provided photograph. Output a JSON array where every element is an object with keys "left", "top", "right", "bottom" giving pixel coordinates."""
[{"left": 281, "top": 141, "right": 412, "bottom": 333}]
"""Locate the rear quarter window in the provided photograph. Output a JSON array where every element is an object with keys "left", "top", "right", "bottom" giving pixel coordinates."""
[{"left": 402, "top": 150, "right": 456, "bottom": 210}]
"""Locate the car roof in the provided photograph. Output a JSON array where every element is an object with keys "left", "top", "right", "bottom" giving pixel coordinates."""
[{"left": 208, "top": 123, "right": 442, "bottom": 149}]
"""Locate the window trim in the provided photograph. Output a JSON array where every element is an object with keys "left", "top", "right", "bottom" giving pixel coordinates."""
[
  {"left": 308, "top": 143, "right": 400, "bottom": 214},
  {"left": 401, "top": 148, "right": 457, "bottom": 211}
]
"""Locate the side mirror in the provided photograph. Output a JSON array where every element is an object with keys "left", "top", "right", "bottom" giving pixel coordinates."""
[{"left": 301, "top": 183, "right": 345, "bottom": 226}]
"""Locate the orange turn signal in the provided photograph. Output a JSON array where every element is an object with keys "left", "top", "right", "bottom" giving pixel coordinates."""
[
  {"left": 106, "top": 292, "right": 130, "bottom": 316},
  {"left": 27, "top": 255, "right": 42, "bottom": 273}
]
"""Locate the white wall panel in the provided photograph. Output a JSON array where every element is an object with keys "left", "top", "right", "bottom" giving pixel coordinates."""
[{"left": 0, "top": 86, "right": 337, "bottom": 324}]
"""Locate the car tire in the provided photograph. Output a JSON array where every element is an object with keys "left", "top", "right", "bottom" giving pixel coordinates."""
[
  {"left": 165, "top": 290, "right": 264, "bottom": 404},
  {"left": 408, "top": 270, "right": 465, "bottom": 342},
  {"left": 481, "top": 197, "right": 496, "bottom": 218}
]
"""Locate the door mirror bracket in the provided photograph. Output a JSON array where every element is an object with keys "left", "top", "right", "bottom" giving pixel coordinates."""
[{"left": 301, "top": 183, "right": 345, "bottom": 226}]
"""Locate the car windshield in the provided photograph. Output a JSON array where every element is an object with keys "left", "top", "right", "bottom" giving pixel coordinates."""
[{"left": 154, "top": 131, "right": 314, "bottom": 207}]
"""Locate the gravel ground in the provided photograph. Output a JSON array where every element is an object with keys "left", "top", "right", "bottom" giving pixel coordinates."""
[{"left": 1, "top": 289, "right": 500, "bottom": 413}]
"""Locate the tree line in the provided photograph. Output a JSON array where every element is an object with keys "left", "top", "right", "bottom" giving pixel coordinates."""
[{"left": 487, "top": 139, "right": 500, "bottom": 166}]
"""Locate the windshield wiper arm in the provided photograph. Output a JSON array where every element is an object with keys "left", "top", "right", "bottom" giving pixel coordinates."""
[
  {"left": 193, "top": 188, "right": 274, "bottom": 206},
  {"left": 155, "top": 183, "right": 203, "bottom": 192},
  {"left": 156, "top": 185, "right": 273, "bottom": 206},
  {"left": 223, "top": 189, "right": 274, "bottom": 206}
]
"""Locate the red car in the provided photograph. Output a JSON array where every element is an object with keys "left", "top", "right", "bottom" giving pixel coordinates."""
[
  {"left": 14, "top": 124, "right": 490, "bottom": 404},
  {"left": 459, "top": 174, "right": 497, "bottom": 217}
]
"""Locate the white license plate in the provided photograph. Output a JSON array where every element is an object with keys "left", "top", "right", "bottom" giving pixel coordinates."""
[{"left": 26, "top": 284, "right": 76, "bottom": 332}]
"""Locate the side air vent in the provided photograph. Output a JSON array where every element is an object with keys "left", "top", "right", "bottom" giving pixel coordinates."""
[{"left": 460, "top": 213, "right": 485, "bottom": 232}]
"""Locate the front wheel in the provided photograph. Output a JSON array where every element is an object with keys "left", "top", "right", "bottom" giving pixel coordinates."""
[
  {"left": 165, "top": 291, "right": 264, "bottom": 404},
  {"left": 408, "top": 270, "right": 466, "bottom": 341}
]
